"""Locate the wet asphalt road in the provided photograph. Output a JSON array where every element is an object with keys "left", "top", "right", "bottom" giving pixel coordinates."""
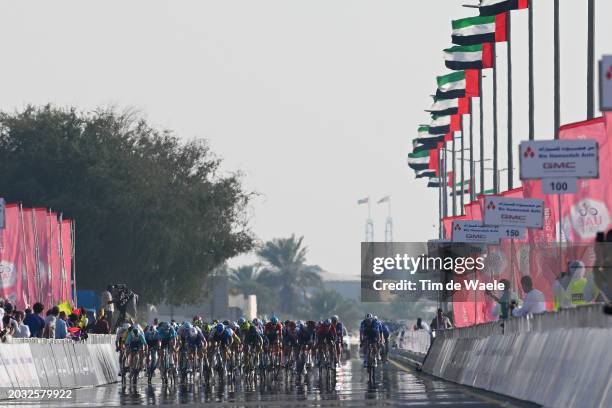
[{"left": 5, "top": 356, "right": 538, "bottom": 407}]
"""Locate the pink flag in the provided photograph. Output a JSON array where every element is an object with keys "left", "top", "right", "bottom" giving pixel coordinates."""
[
  {"left": 558, "top": 117, "right": 611, "bottom": 242},
  {"left": 60, "top": 220, "right": 73, "bottom": 303},
  {"left": 49, "top": 212, "right": 62, "bottom": 306},
  {"left": 20, "top": 208, "right": 39, "bottom": 308},
  {"left": 33, "top": 208, "right": 50, "bottom": 307},
  {"left": 0, "top": 204, "right": 23, "bottom": 308}
]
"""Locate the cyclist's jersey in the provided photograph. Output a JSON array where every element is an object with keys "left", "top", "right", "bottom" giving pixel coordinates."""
[
  {"left": 360, "top": 319, "right": 382, "bottom": 341},
  {"left": 115, "top": 327, "right": 129, "bottom": 344},
  {"left": 297, "top": 327, "right": 314, "bottom": 345},
  {"left": 264, "top": 322, "right": 283, "bottom": 343},
  {"left": 144, "top": 330, "right": 160, "bottom": 347},
  {"left": 202, "top": 324, "right": 213, "bottom": 337},
  {"left": 244, "top": 331, "right": 263, "bottom": 349},
  {"left": 156, "top": 326, "right": 177, "bottom": 341},
  {"left": 209, "top": 327, "right": 235, "bottom": 345},
  {"left": 187, "top": 329, "right": 206, "bottom": 348},
  {"left": 381, "top": 323, "right": 390, "bottom": 339},
  {"left": 283, "top": 329, "right": 299, "bottom": 347},
  {"left": 332, "top": 322, "right": 345, "bottom": 341},
  {"left": 125, "top": 331, "right": 147, "bottom": 348},
  {"left": 316, "top": 325, "right": 336, "bottom": 342}
]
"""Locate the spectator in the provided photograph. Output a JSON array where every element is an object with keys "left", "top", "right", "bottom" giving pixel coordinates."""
[
  {"left": 78, "top": 307, "right": 89, "bottom": 331},
  {"left": 24, "top": 303, "right": 45, "bottom": 337},
  {"left": 430, "top": 308, "right": 453, "bottom": 332},
  {"left": 101, "top": 287, "right": 114, "bottom": 327},
  {"left": 1, "top": 314, "right": 18, "bottom": 342},
  {"left": 55, "top": 311, "right": 68, "bottom": 340},
  {"left": 43, "top": 307, "right": 59, "bottom": 339},
  {"left": 486, "top": 279, "right": 519, "bottom": 320},
  {"left": 512, "top": 276, "right": 547, "bottom": 317},
  {"left": 92, "top": 312, "right": 110, "bottom": 334},
  {"left": 14, "top": 311, "right": 31, "bottom": 338}
]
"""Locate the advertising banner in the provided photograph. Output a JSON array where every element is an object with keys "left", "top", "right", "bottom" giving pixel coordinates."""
[
  {"left": 49, "top": 213, "right": 61, "bottom": 306},
  {"left": 22, "top": 209, "right": 38, "bottom": 306},
  {"left": 0, "top": 205, "right": 22, "bottom": 308},
  {"left": 483, "top": 196, "right": 544, "bottom": 228},
  {"left": 558, "top": 117, "right": 612, "bottom": 243},
  {"left": 519, "top": 139, "right": 599, "bottom": 180},
  {"left": 33, "top": 208, "right": 50, "bottom": 307},
  {"left": 452, "top": 220, "right": 501, "bottom": 244},
  {"left": 61, "top": 220, "right": 73, "bottom": 302}
]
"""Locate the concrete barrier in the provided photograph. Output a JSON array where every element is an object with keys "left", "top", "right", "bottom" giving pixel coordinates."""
[
  {"left": 0, "top": 335, "right": 118, "bottom": 398},
  {"left": 421, "top": 304, "right": 612, "bottom": 408}
]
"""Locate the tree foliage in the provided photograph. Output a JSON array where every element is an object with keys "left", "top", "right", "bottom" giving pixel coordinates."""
[
  {"left": 255, "top": 235, "right": 323, "bottom": 315},
  {"left": 0, "top": 105, "right": 254, "bottom": 304}
]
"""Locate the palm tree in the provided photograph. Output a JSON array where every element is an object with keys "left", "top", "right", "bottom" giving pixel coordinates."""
[
  {"left": 228, "top": 264, "right": 278, "bottom": 314},
  {"left": 256, "top": 235, "right": 323, "bottom": 315}
]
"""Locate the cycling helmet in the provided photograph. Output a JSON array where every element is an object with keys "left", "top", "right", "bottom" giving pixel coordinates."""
[
  {"left": 121, "top": 322, "right": 131, "bottom": 330},
  {"left": 324, "top": 319, "right": 332, "bottom": 326},
  {"left": 238, "top": 317, "right": 246, "bottom": 325},
  {"left": 158, "top": 321, "right": 168, "bottom": 329},
  {"left": 365, "top": 313, "right": 373, "bottom": 319},
  {"left": 270, "top": 316, "right": 278, "bottom": 325},
  {"left": 252, "top": 318, "right": 259, "bottom": 325},
  {"left": 132, "top": 327, "right": 139, "bottom": 335},
  {"left": 193, "top": 315, "right": 202, "bottom": 323},
  {"left": 222, "top": 320, "right": 230, "bottom": 326},
  {"left": 216, "top": 323, "right": 224, "bottom": 333},
  {"left": 331, "top": 315, "right": 339, "bottom": 322}
]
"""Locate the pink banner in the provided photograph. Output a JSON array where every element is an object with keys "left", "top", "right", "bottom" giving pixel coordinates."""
[
  {"left": 0, "top": 205, "right": 23, "bottom": 308},
  {"left": 49, "top": 213, "right": 61, "bottom": 306},
  {"left": 22, "top": 209, "right": 39, "bottom": 307},
  {"left": 33, "top": 208, "right": 50, "bottom": 307},
  {"left": 60, "top": 220, "right": 72, "bottom": 302},
  {"left": 558, "top": 117, "right": 612, "bottom": 243}
]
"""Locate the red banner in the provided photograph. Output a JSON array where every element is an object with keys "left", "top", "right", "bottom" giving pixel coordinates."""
[
  {"left": 20, "top": 208, "right": 37, "bottom": 308},
  {"left": 49, "top": 212, "right": 61, "bottom": 306},
  {"left": 33, "top": 208, "right": 50, "bottom": 307},
  {"left": 0, "top": 205, "right": 23, "bottom": 308},
  {"left": 557, "top": 117, "right": 612, "bottom": 243},
  {"left": 60, "top": 220, "right": 72, "bottom": 302}
]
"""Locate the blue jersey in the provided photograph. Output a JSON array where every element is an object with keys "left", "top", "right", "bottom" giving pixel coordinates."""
[
  {"left": 381, "top": 323, "right": 390, "bottom": 338},
  {"left": 126, "top": 331, "right": 146, "bottom": 347},
  {"left": 360, "top": 319, "right": 381, "bottom": 334},
  {"left": 157, "top": 326, "right": 177, "bottom": 341}
]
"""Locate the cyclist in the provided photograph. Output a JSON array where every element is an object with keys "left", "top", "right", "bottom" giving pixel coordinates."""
[
  {"left": 252, "top": 318, "right": 264, "bottom": 335},
  {"left": 186, "top": 326, "right": 207, "bottom": 372},
  {"left": 330, "top": 315, "right": 346, "bottom": 364},
  {"left": 208, "top": 323, "right": 236, "bottom": 363},
  {"left": 264, "top": 316, "right": 283, "bottom": 366},
  {"left": 144, "top": 325, "right": 160, "bottom": 380},
  {"left": 242, "top": 324, "right": 264, "bottom": 369},
  {"left": 360, "top": 314, "right": 382, "bottom": 367},
  {"left": 282, "top": 320, "right": 299, "bottom": 368},
  {"left": 156, "top": 321, "right": 178, "bottom": 370},
  {"left": 315, "top": 319, "right": 337, "bottom": 366},
  {"left": 379, "top": 320, "right": 390, "bottom": 361},
  {"left": 238, "top": 318, "right": 251, "bottom": 341},
  {"left": 115, "top": 322, "right": 131, "bottom": 375},
  {"left": 125, "top": 324, "right": 147, "bottom": 373}
]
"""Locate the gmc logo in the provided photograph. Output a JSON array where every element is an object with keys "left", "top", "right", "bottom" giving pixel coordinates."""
[
  {"left": 543, "top": 162, "right": 575, "bottom": 169},
  {"left": 502, "top": 214, "right": 526, "bottom": 221}
]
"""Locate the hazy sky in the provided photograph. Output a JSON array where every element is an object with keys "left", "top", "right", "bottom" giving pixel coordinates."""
[{"left": 1, "top": 1, "right": 610, "bottom": 279}]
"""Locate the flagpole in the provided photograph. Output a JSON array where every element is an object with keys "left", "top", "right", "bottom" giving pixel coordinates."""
[
  {"left": 507, "top": 11, "right": 513, "bottom": 190},
  {"left": 452, "top": 135, "right": 457, "bottom": 217},
  {"left": 479, "top": 72, "right": 485, "bottom": 195},
  {"left": 587, "top": 0, "right": 595, "bottom": 119},
  {"left": 443, "top": 147, "right": 448, "bottom": 218},
  {"left": 493, "top": 43, "right": 499, "bottom": 194},
  {"left": 469, "top": 99, "right": 475, "bottom": 202},
  {"left": 528, "top": 0, "right": 535, "bottom": 140},
  {"left": 460, "top": 119, "right": 465, "bottom": 213},
  {"left": 554, "top": 0, "right": 560, "bottom": 139}
]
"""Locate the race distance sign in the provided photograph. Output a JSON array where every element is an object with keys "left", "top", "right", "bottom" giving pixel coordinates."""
[{"left": 483, "top": 196, "right": 544, "bottom": 229}]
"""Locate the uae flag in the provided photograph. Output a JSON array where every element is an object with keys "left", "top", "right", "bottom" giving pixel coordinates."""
[
  {"left": 436, "top": 70, "right": 479, "bottom": 100},
  {"left": 479, "top": 0, "right": 528, "bottom": 16},
  {"left": 407, "top": 149, "right": 430, "bottom": 171},
  {"left": 429, "top": 143, "right": 443, "bottom": 176},
  {"left": 450, "top": 180, "right": 471, "bottom": 196},
  {"left": 416, "top": 168, "right": 436, "bottom": 179},
  {"left": 444, "top": 44, "right": 494, "bottom": 70},
  {"left": 416, "top": 126, "right": 446, "bottom": 143},
  {"left": 451, "top": 14, "right": 507, "bottom": 46},
  {"left": 413, "top": 138, "right": 438, "bottom": 153},
  {"left": 427, "top": 177, "right": 443, "bottom": 188},
  {"left": 429, "top": 114, "right": 461, "bottom": 134},
  {"left": 427, "top": 96, "right": 470, "bottom": 116}
]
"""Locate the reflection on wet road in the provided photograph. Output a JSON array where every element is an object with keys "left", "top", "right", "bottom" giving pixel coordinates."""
[{"left": 9, "top": 357, "right": 536, "bottom": 407}]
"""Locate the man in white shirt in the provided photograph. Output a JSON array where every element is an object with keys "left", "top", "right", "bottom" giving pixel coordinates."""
[
  {"left": 513, "top": 276, "right": 547, "bottom": 317},
  {"left": 14, "top": 311, "right": 31, "bottom": 339}
]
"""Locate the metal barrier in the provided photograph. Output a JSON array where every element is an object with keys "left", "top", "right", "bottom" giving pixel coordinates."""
[
  {"left": 8, "top": 334, "right": 114, "bottom": 345},
  {"left": 397, "top": 329, "right": 430, "bottom": 355}
]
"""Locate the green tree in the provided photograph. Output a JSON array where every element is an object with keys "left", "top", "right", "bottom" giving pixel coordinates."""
[
  {"left": 0, "top": 105, "right": 254, "bottom": 304},
  {"left": 307, "top": 289, "right": 360, "bottom": 328},
  {"left": 228, "top": 264, "right": 278, "bottom": 314},
  {"left": 256, "top": 235, "right": 323, "bottom": 315}
]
